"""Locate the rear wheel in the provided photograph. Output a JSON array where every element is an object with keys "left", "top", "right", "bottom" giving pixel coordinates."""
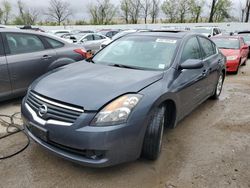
[
  {"left": 211, "top": 72, "right": 224, "bottom": 99},
  {"left": 141, "top": 106, "right": 165, "bottom": 160}
]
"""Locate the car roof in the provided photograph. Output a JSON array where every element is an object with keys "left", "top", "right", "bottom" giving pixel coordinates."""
[
  {"left": 0, "top": 28, "right": 71, "bottom": 44},
  {"left": 128, "top": 31, "right": 189, "bottom": 38}
]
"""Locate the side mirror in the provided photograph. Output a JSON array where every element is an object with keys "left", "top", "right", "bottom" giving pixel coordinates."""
[
  {"left": 242, "top": 45, "right": 248, "bottom": 50},
  {"left": 179, "top": 59, "right": 204, "bottom": 70}
]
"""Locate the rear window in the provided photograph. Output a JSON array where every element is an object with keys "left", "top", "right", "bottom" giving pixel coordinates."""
[{"left": 45, "top": 37, "right": 64, "bottom": 48}]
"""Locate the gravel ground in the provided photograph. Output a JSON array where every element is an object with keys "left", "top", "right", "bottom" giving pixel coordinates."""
[{"left": 0, "top": 62, "right": 250, "bottom": 188}]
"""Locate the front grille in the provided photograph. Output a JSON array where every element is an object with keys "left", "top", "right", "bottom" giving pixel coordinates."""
[{"left": 26, "top": 91, "right": 84, "bottom": 124}]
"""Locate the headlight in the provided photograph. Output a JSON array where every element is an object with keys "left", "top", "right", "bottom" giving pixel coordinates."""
[
  {"left": 91, "top": 94, "right": 142, "bottom": 126},
  {"left": 227, "top": 55, "right": 238, "bottom": 61}
]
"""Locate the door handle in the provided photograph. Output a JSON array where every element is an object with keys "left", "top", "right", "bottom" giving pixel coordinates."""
[{"left": 42, "top": 55, "right": 52, "bottom": 60}]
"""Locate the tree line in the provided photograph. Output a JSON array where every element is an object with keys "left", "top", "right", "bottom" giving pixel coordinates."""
[{"left": 0, "top": 0, "right": 248, "bottom": 26}]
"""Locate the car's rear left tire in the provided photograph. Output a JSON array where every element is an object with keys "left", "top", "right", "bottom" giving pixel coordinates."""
[
  {"left": 211, "top": 72, "right": 224, "bottom": 99},
  {"left": 141, "top": 106, "right": 165, "bottom": 160}
]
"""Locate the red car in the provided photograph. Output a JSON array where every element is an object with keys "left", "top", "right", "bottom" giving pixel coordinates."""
[{"left": 212, "top": 36, "right": 249, "bottom": 74}]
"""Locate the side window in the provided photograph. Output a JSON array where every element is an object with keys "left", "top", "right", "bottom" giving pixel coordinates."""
[
  {"left": 6, "top": 33, "right": 45, "bottom": 55},
  {"left": 94, "top": 34, "right": 104, "bottom": 40},
  {"left": 44, "top": 37, "right": 64, "bottom": 48},
  {"left": 198, "top": 37, "right": 216, "bottom": 58},
  {"left": 84, "top": 35, "right": 94, "bottom": 41},
  {"left": 0, "top": 35, "right": 4, "bottom": 56},
  {"left": 181, "top": 37, "right": 201, "bottom": 63}
]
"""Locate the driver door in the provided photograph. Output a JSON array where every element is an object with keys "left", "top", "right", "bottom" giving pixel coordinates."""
[{"left": 174, "top": 37, "right": 209, "bottom": 117}]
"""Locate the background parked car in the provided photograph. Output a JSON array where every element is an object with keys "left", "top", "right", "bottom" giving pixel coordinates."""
[
  {"left": 211, "top": 36, "right": 249, "bottom": 74},
  {"left": 237, "top": 31, "right": 250, "bottom": 56},
  {"left": 75, "top": 33, "right": 111, "bottom": 52},
  {"left": 0, "top": 29, "right": 87, "bottom": 101},
  {"left": 98, "top": 29, "right": 121, "bottom": 38},
  {"left": 48, "top": 30, "right": 71, "bottom": 37},
  {"left": 100, "top": 29, "right": 150, "bottom": 48},
  {"left": 191, "top": 26, "right": 222, "bottom": 37}
]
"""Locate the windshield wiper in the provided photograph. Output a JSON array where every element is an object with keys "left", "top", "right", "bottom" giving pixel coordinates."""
[{"left": 108, "top": 63, "right": 140, "bottom": 69}]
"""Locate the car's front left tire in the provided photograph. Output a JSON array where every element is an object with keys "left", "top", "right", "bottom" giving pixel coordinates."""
[{"left": 141, "top": 106, "right": 165, "bottom": 160}]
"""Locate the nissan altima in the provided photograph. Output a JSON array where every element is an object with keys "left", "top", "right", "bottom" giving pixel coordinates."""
[{"left": 21, "top": 31, "right": 226, "bottom": 167}]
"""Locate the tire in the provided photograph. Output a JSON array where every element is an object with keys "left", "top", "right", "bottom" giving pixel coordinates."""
[
  {"left": 211, "top": 72, "right": 224, "bottom": 99},
  {"left": 141, "top": 106, "right": 165, "bottom": 160}
]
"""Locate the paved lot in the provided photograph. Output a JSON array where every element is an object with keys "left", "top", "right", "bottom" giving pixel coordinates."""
[{"left": 0, "top": 63, "right": 250, "bottom": 188}]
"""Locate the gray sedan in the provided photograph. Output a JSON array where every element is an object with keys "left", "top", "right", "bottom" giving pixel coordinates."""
[{"left": 0, "top": 29, "right": 87, "bottom": 101}]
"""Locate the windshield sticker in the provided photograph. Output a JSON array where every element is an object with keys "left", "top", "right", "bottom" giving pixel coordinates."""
[
  {"left": 156, "top": 39, "right": 177, "bottom": 44},
  {"left": 158, "top": 64, "right": 165, "bottom": 69}
]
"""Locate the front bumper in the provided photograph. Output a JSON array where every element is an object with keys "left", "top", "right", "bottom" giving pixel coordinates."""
[
  {"left": 21, "top": 99, "right": 147, "bottom": 167},
  {"left": 226, "top": 60, "right": 240, "bottom": 72}
]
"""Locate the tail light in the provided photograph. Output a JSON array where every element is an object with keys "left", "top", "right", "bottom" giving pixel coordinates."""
[{"left": 74, "top": 49, "right": 87, "bottom": 58}]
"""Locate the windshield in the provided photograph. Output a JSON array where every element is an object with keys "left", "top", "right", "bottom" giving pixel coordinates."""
[
  {"left": 212, "top": 38, "right": 240, "bottom": 49},
  {"left": 192, "top": 28, "right": 212, "bottom": 34},
  {"left": 93, "top": 36, "right": 178, "bottom": 70}
]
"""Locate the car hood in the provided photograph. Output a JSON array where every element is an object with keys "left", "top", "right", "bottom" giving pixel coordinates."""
[
  {"left": 219, "top": 49, "right": 240, "bottom": 56},
  {"left": 32, "top": 62, "right": 164, "bottom": 111}
]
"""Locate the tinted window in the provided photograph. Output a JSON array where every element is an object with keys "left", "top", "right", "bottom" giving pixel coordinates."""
[
  {"left": 181, "top": 37, "right": 201, "bottom": 63},
  {"left": 45, "top": 37, "right": 64, "bottom": 48},
  {"left": 198, "top": 37, "right": 216, "bottom": 58},
  {"left": 6, "top": 33, "right": 45, "bottom": 54},
  {"left": 93, "top": 36, "right": 178, "bottom": 70},
  {"left": 94, "top": 34, "right": 104, "bottom": 40}
]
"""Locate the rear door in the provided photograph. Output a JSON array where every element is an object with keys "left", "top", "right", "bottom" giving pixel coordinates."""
[
  {"left": 80, "top": 34, "right": 95, "bottom": 51},
  {"left": 198, "top": 36, "right": 220, "bottom": 95},
  {"left": 0, "top": 34, "right": 12, "bottom": 99},
  {"left": 3, "top": 32, "right": 57, "bottom": 94}
]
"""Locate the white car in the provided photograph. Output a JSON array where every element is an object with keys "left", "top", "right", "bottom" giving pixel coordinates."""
[
  {"left": 47, "top": 30, "right": 71, "bottom": 37},
  {"left": 191, "top": 26, "right": 222, "bottom": 38},
  {"left": 74, "top": 33, "right": 111, "bottom": 53}
]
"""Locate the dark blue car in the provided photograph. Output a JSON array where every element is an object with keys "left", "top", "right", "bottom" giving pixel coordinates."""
[{"left": 21, "top": 31, "right": 226, "bottom": 167}]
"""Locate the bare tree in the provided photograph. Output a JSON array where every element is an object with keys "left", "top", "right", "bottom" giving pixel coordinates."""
[
  {"left": 178, "top": 0, "right": 190, "bottom": 23},
  {"left": 141, "top": 0, "right": 151, "bottom": 24},
  {"left": 245, "top": 0, "right": 250, "bottom": 22},
  {"left": 162, "top": 0, "right": 178, "bottom": 23},
  {"left": 89, "top": 0, "right": 116, "bottom": 25},
  {"left": 2, "top": 1, "right": 11, "bottom": 25},
  {"left": 46, "top": 0, "right": 72, "bottom": 25},
  {"left": 189, "top": 0, "right": 204, "bottom": 23},
  {"left": 128, "top": 0, "right": 142, "bottom": 24},
  {"left": 209, "top": 0, "right": 217, "bottom": 22},
  {"left": 120, "top": 0, "right": 130, "bottom": 24},
  {"left": 150, "top": 0, "right": 160, "bottom": 23}
]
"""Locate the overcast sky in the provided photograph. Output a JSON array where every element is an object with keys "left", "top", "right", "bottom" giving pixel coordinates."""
[{"left": 4, "top": 0, "right": 243, "bottom": 21}]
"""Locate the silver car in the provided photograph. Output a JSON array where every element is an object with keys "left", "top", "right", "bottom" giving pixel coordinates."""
[
  {"left": 76, "top": 33, "right": 111, "bottom": 52},
  {"left": 0, "top": 29, "right": 87, "bottom": 101}
]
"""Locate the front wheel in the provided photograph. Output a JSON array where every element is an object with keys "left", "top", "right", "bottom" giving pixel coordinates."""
[
  {"left": 211, "top": 72, "right": 224, "bottom": 99},
  {"left": 141, "top": 106, "right": 165, "bottom": 160}
]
